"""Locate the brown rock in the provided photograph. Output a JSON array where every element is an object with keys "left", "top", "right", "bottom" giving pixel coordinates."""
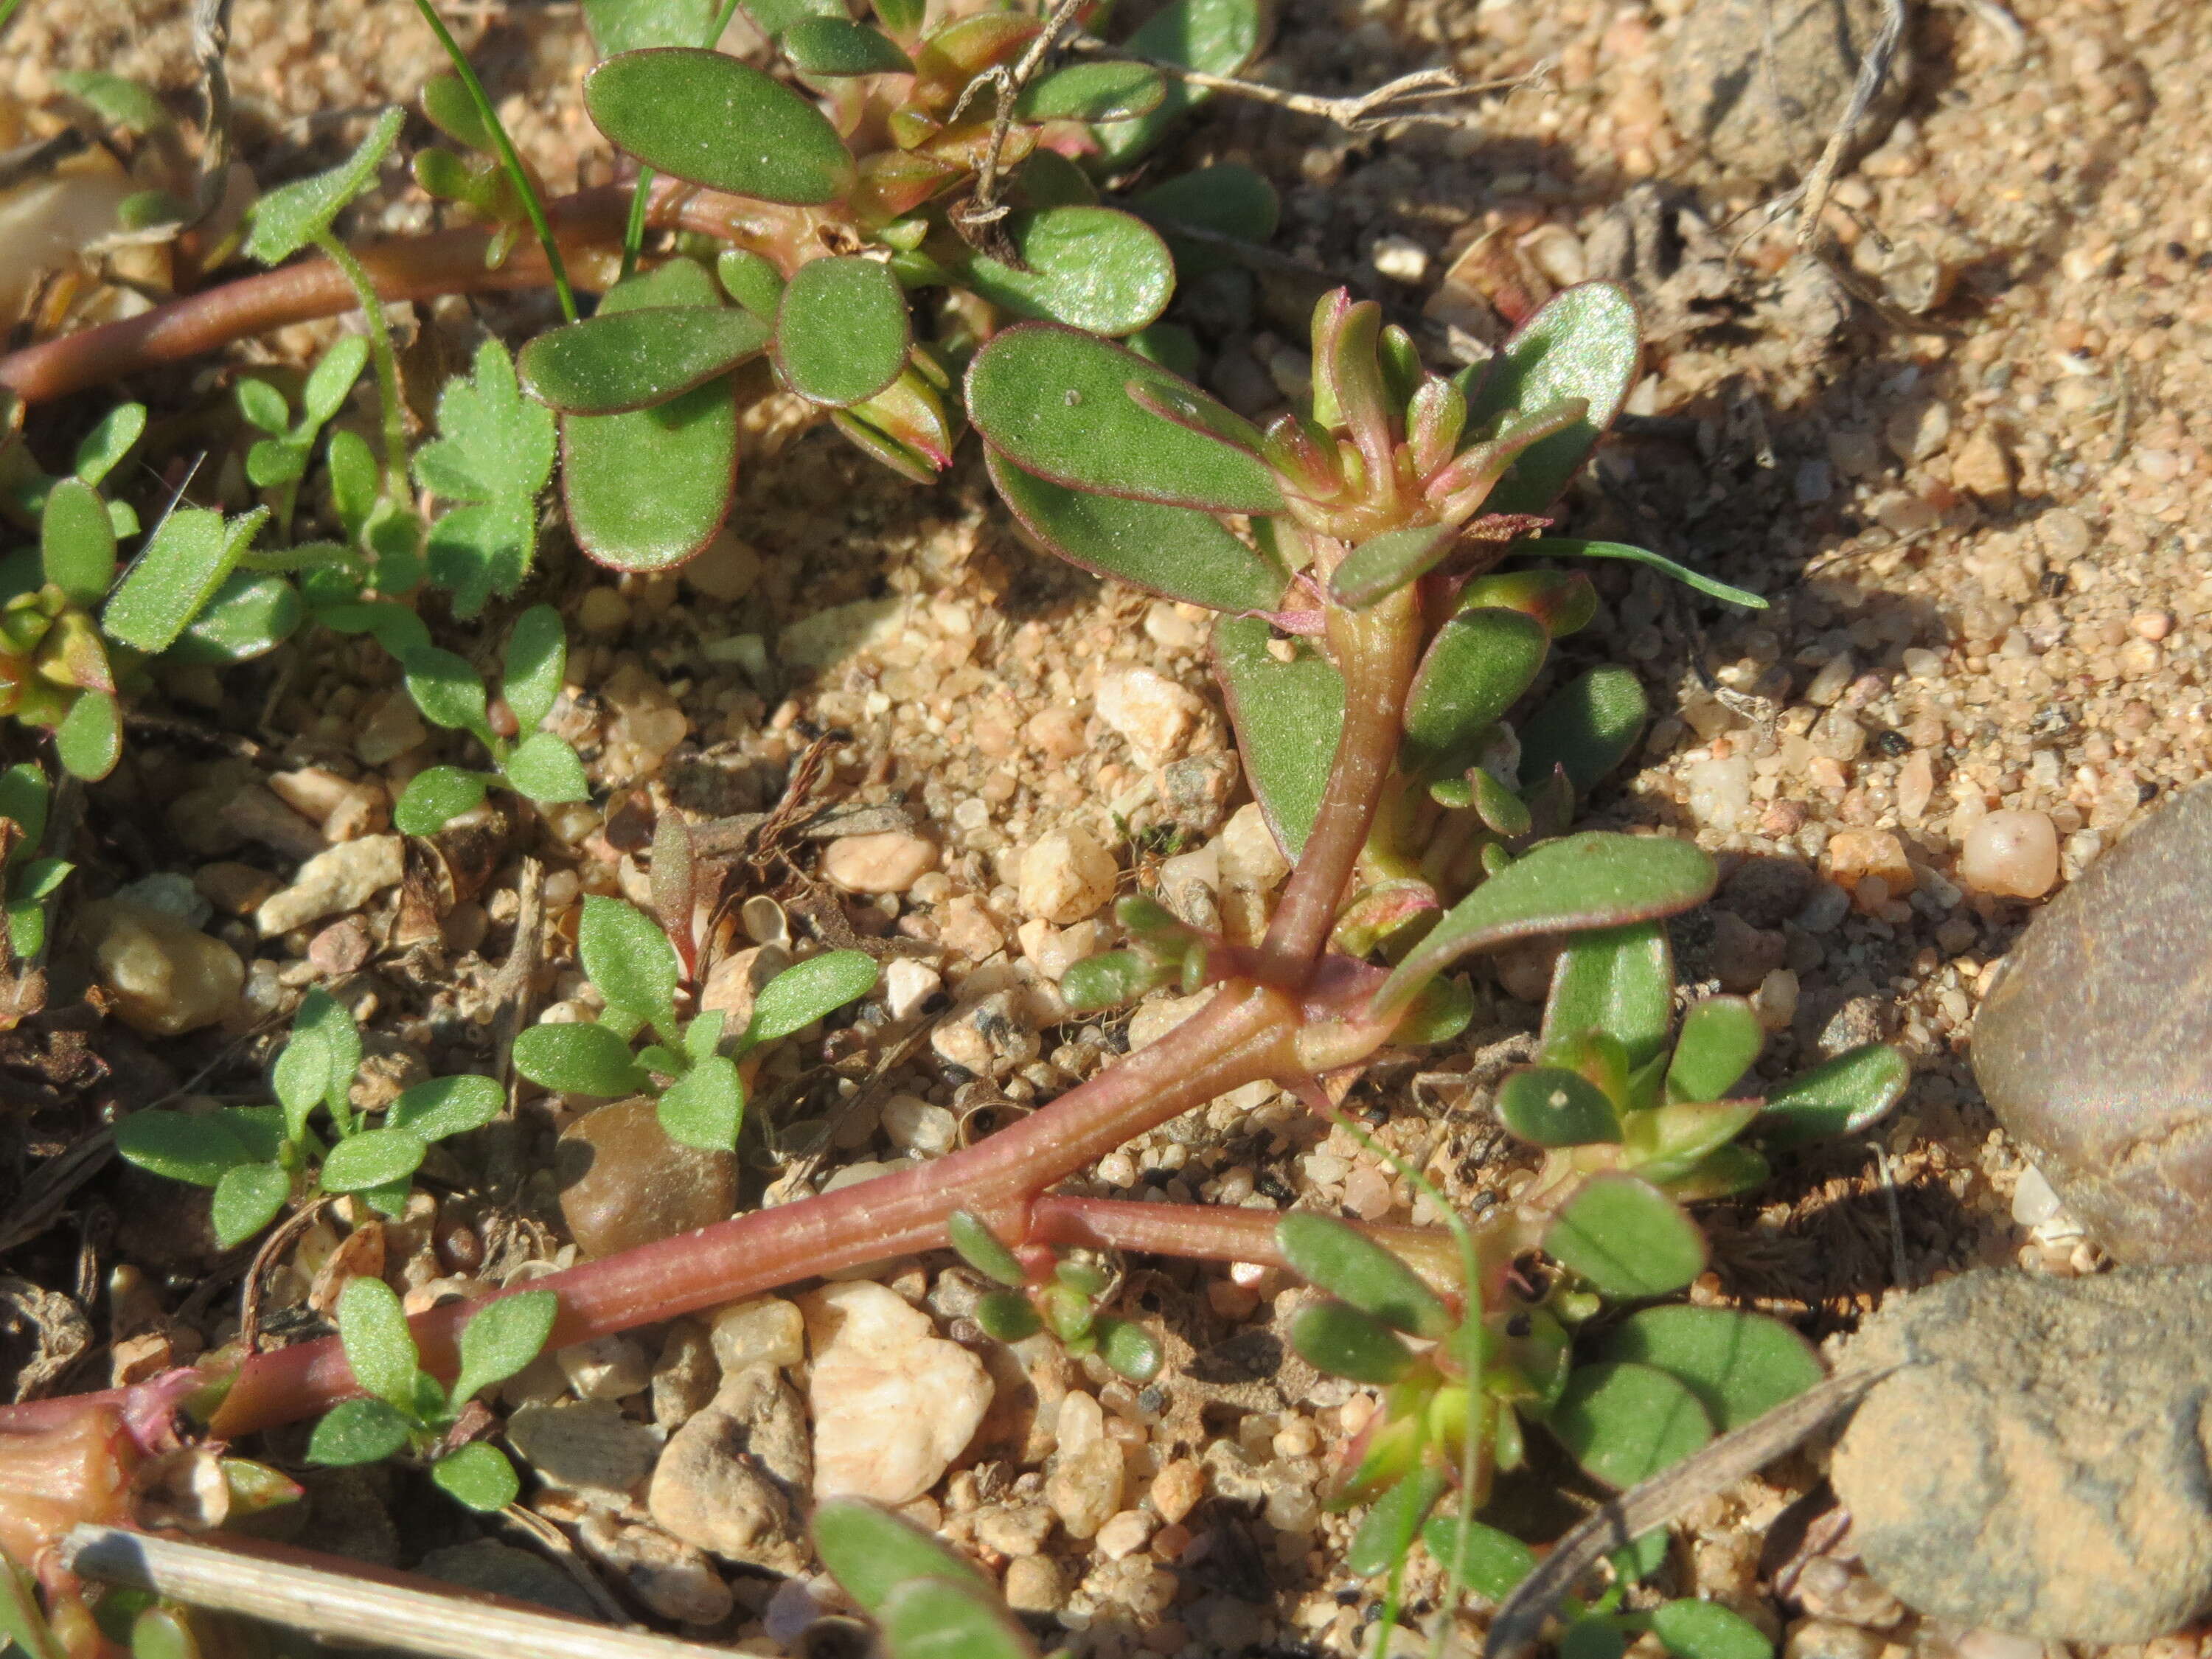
[
  {"left": 1975, "top": 780, "right": 2212, "bottom": 1264},
  {"left": 648, "top": 1366, "right": 811, "bottom": 1572},
  {"left": 557, "top": 1096, "right": 736, "bottom": 1259}
]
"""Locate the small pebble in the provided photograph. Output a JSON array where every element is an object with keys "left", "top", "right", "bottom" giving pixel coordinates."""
[
  {"left": 883, "top": 958, "right": 942, "bottom": 1020},
  {"left": 1002, "top": 1556, "right": 1063, "bottom": 1613},
  {"left": 507, "top": 1399, "right": 662, "bottom": 1501},
  {"left": 1017, "top": 825, "right": 1119, "bottom": 923},
  {"left": 556, "top": 1335, "right": 652, "bottom": 1401},
  {"left": 254, "top": 835, "right": 403, "bottom": 937},
  {"left": 709, "top": 1297, "right": 806, "bottom": 1375},
  {"left": 802, "top": 1280, "right": 993, "bottom": 1505},
  {"left": 880, "top": 1094, "right": 958, "bottom": 1156},
  {"left": 1370, "top": 234, "right": 1430, "bottom": 283},
  {"left": 1151, "top": 1459, "right": 1205, "bottom": 1525},
  {"left": 649, "top": 1368, "right": 811, "bottom": 1573},
  {"left": 1959, "top": 810, "right": 2059, "bottom": 900},
  {"left": 1045, "top": 1389, "right": 1124, "bottom": 1540},
  {"left": 1095, "top": 669, "right": 1205, "bottom": 768},
  {"left": 821, "top": 830, "right": 937, "bottom": 895},
  {"left": 81, "top": 902, "right": 245, "bottom": 1037},
  {"left": 1095, "top": 1509, "right": 1155, "bottom": 1560},
  {"left": 557, "top": 1097, "right": 737, "bottom": 1258}
]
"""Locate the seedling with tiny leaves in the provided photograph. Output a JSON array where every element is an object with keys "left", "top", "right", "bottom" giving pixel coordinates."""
[
  {"left": 368, "top": 602, "right": 590, "bottom": 835},
  {"left": 235, "top": 334, "right": 369, "bottom": 535},
  {"left": 305, "top": 1276, "right": 556, "bottom": 1512},
  {"left": 948, "top": 1208, "right": 1163, "bottom": 1384},
  {"left": 512, "top": 891, "right": 880, "bottom": 1150},
  {"left": 114, "top": 989, "right": 507, "bottom": 1248}
]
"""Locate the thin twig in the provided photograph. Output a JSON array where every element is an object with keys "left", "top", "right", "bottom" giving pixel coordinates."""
[
  {"left": 490, "top": 855, "right": 546, "bottom": 1107},
  {"left": 188, "top": 0, "right": 235, "bottom": 221},
  {"left": 493, "top": 1506, "right": 631, "bottom": 1627},
  {"left": 1792, "top": 0, "right": 1910, "bottom": 250},
  {"left": 950, "top": 0, "right": 1088, "bottom": 261},
  {"left": 1068, "top": 39, "right": 1547, "bottom": 132},
  {"left": 1484, "top": 1366, "right": 1905, "bottom": 1659},
  {"left": 64, "top": 1526, "right": 734, "bottom": 1659},
  {"left": 238, "top": 1196, "right": 332, "bottom": 1354}
]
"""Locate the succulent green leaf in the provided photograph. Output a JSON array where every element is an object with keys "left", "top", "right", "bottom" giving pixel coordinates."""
[
  {"left": 876, "top": 1573, "right": 1039, "bottom": 1659},
  {"left": 73, "top": 402, "right": 146, "bottom": 487},
  {"left": 114, "top": 1110, "right": 253, "bottom": 1186},
  {"left": 717, "top": 248, "right": 787, "bottom": 319},
  {"left": 562, "top": 380, "right": 737, "bottom": 571},
  {"left": 1329, "top": 524, "right": 1453, "bottom": 611},
  {"left": 1213, "top": 613, "right": 1343, "bottom": 860},
  {"left": 580, "top": 895, "right": 682, "bottom": 1029},
  {"left": 1374, "top": 833, "right": 1715, "bottom": 1018},
  {"left": 1275, "top": 1214, "right": 1452, "bottom": 1339},
  {"left": 1667, "top": 997, "right": 1764, "bottom": 1104},
  {"left": 335, "top": 1275, "right": 422, "bottom": 1411},
  {"left": 584, "top": 49, "right": 854, "bottom": 204},
  {"left": 1090, "top": 0, "right": 1262, "bottom": 167},
  {"left": 244, "top": 107, "right": 406, "bottom": 264},
  {"left": 1096, "top": 1317, "right": 1163, "bottom": 1383},
  {"left": 1519, "top": 539, "right": 1766, "bottom": 611},
  {"left": 1660, "top": 1143, "right": 1770, "bottom": 1203},
  {"left": 57, "top": 69, "right": 173, "bottom": 136},
  {"left": 1459, "top": 568, "right": 1600, "bottom": 636},
  {"left": 975, "top": 1290, "right": 1043, "bottom": 1341},
  {"left": 389, "top": 1074, "right": 504, "bottom": 1143},
  {"left": 520, "top": 306, "right": 769, "bottom": 414},
  {"left": 421, "top": 73, "right": 498, "bottom": 152},
  {"left": 744, "top": 950, "right": 878, "bottom": 1046},
  {"left": 1598, "top": 1307, "right": 1820, "bottom": 1435},
  {"left": 211, "top": 1161, "right": 291, "bottom": 1248},
  {"left": 1059, "top": 947, "right": 1173, "bottom": 1014},
  {"left": 987, "top": 451, "right": 1285, "bottom": 614},
  {"left": 740, "top": 0, "right": 844, "bottom": 32},
  {"left": 53, "top": 689, "right": 120, "bottom": 781},
  {"left": 0, "top": 765, "right": 49, "bottom": 851},
  {"left": 162, "top": 571, "right": 304, "bottom": 665},
  {"left": 1130, "top": 161, "right": 1278, "bottom": 277},
  {"left": 451, "top": 1289, "right": 560, "bottom": 1405},
  {"left": 1624, "top": 1098, "right": 1761, "bottom": 1186},
  {"left": 431, "top": 1443, "right": 521, "bottom": 1512},
  {"left": 1497, "top": 1065, "right": 1622, "bottom": 1147},
  {"left": 948, "top": 1211, "right": 1027, "bottom": 1288},
  {"left": 782, "top": 16, "right": 914, "bottom": 74},
  {"left": 512, "top": 1020, "right": 653, "bottom": 1097},
  {"left": 658, "top": 1054, "right": 745, "bottom": 1150},
  {"left": 1422, "top": 1514, "right": 1540, "bottom": 1602},
  {"left": 1545, "top": 1175, "right": 1707, "bottom": 1299},
  {"left": 1015, "top": 61, "right": 1165, "bottom": 122},
  {"left": 967, "top": 324, "right": 1281, "bottom": 512},
  {"left": 1756, "top": 1043, "right": 1908, "bottom": 1152},
  {"left": 414, "top": 339, "right": 557, "bottom": 618},
  {"left": 582, "top": 0, "right": 717, "bottom": 54},
  {"left": 942, "top": 206, "right": 1174, "bottom": 338},
  {"left": 319, "top": 1127, "right": 430, "bottom": 1193},
  {"left": 1516, "top": 664, "right": 1648, "bottom": 794},
  {"left": 1401, "top": 607, "right": 1549, "bottom": 781},
  {"left": 394, "top": 766, "right": 491, "bottom": 835},
  {"left": 502, "top": 604, "right": 567, "bottom": 731},
  {"left": 772, "top": 257, "right": 910, "bottom": 407},
  {"left": 1545, "top": 923, "right": 1674, "bottom": 1074},
  {"left": 1455, "top": 283, "right": 1640, "bottom": 516},
  {"left": 813, "top": 1499, "right": 991, "bottom": 1616},
  {"left": 1551, "top": 1360, "right": 1714, "bottom": 1489},
  {"left": 41, "top": 478, "right": 116, "bottom": 608},
  {"left": 1287, "top": 1298, "right": 1416, "bottom": 1385},
  {"left": 103, "top": 507, "right": 270, "bottom": 653},
  {"left": 305, "top": 1397, "right": 414, "bottom": 1467},
  {"left": 1652, "top": 1599, "right": 1775, "bottom": 1659},
  {"left": 1347, "top": 1464, "right": 1450, "bottom": 1579}
]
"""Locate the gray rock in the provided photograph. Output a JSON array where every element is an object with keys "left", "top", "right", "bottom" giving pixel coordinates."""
[
  {"left": 647, "top": 1365, "right": 811, "bottom": 1573},
  {"left": 1661, "top": 0, "right": 1910, "bottom": 181},
  {"left": 415, "top": 1542, "right": 603, "bottom": 1621},
  {"left": 1831, "top": 1266, "right": 2212, "bottom": 1640},
  {"left": 1974, "top": 780, "right": 2212, "bottom": 1264}
]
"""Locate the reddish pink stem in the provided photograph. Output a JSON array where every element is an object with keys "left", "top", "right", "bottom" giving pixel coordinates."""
[
  {"left": 1030, "top": 1194, "right": 1464, "bottom": 1290},
  {"left": 202, "top": 980, "right": 1303, "bottom": 1437},
  {"left": 0, "top": 182, "right": 796, "bottom": 406}
]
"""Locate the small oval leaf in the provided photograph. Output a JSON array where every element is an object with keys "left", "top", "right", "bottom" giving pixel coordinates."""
[
  {"left": 967, "top": 324, "right": 1281, "bottom": 513},
  {"left": 1544, "top": 1174, "right": 1707, "bottom": 1299},
  {"left": 1550, "top": 1360, "right": 1714, "bottom": 1489},
  {"left": 519, "top": 306, "right": 769, "bottom": 414},
  {"left": 1597, "top": 1306, "right": 1822, "bottom": 1433},
  {"left": 1213, "top": 613, "right": 1344, "bottom": 860},
  {"left": 1287, "top": 1298, "right": 1416, "bottom": 1385},
  {"left": 1456, "top": 283, "right": 1641, "bottom": 516},
  {"left": 947, "top": 206, "right": 1175, "bottom": 338},
  {"left": 987, "top": 451, "right": 1285, "bottom": 614},
  {"left": 1401, "top": 607, "right": 1549, "bottom": 781},
  {"left": 773, "top": 256, "right": 911, "bottom": 407},
  {"left": 162, "top": 570, "right": 304, "bottom": 665},
  {"left": 1545, "top": 923, "right": 1675, "bottom": 1075},
  {"left": 1497, "top": 1065, "right": 1622, "bottom": 1147},
  {"left": 1516, "top": 664, "right": 1649, "bottom": 793},
  {"left": 1666, "top": 997, "right": 1764, "bottom": 1104},
  {"left": 584, "top": 49, "right": 855, "bottom": 204},
  {"left": 782, "top": 15, "right": 914, "bottom": 74},
  {"left": 1756, "top": 1043, "right": 1908, "bottom": 1152},
  {"left": 1276, "top": 1214, "right": 1452, "bottom": 1338},
  {"left": 1374, "top": 833, "right": 1715, "bottom": 1018},
  {"left": 1346, "top": 1466, "right": 1450, "bottom": 1579},
  {"left": 1015, "top": 60, "right": 1165, "bottom": 122},
  {"left": 319, "top": 1127, "right": 430, "bottom": 1193}
]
